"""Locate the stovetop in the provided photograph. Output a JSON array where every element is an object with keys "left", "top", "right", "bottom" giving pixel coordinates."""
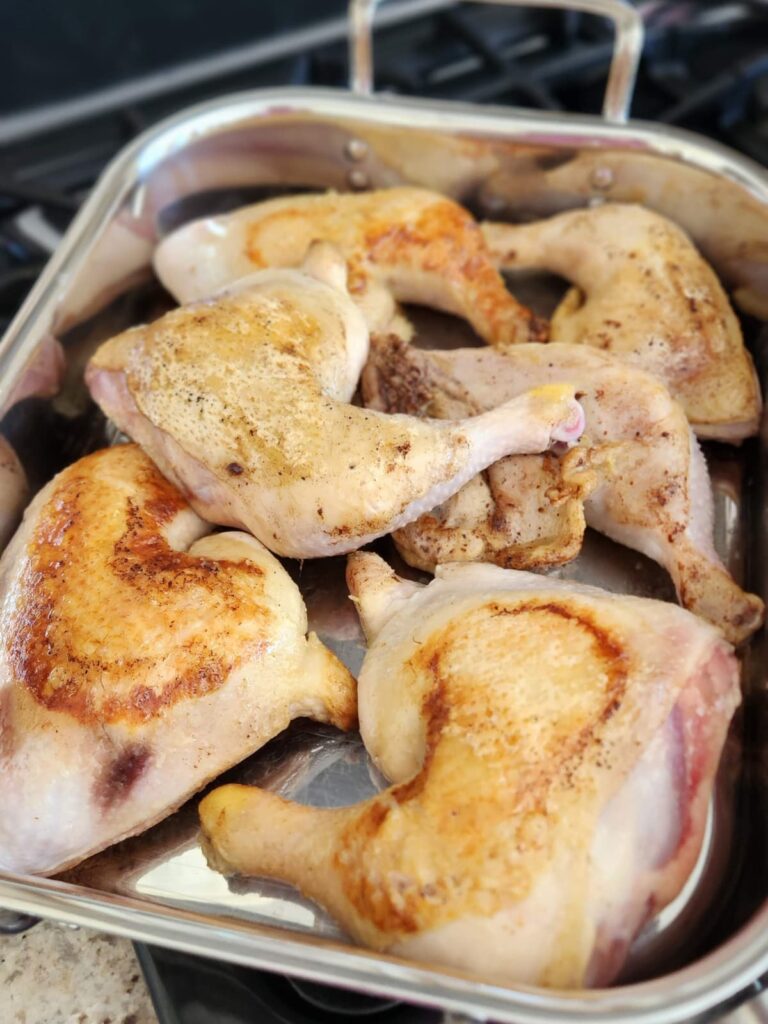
[
  {"left": 4, "top": 2, "right": 768, "bottom": 333},
  {"left": 135, "top": 944, "right": 443, "bottom": 1024},
  {"left": 3, "top": 2, "right": 768, "bottom": 1022}
]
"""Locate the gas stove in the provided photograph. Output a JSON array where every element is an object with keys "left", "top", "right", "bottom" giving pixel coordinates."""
[
  {"left": 4, "top": 1, "right": 768, "bottom": 332},
  {"left": 3, "top": 2, "right": 768, "bottom": 1022}
]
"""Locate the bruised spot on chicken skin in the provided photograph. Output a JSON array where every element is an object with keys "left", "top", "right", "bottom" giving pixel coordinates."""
[{"left": 95, "top": 743, "right": 152, "bottom": 811}]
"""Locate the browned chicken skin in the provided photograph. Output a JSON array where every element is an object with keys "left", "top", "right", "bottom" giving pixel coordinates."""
[
  {"left": 200, "top": 553, "right": 740, "bottom": 989},
  {"left": 153, "top": 187, "right": 546, "bottom": 345},
  {"left": 0, "top": 444, "right": 356, "bottom": 876},
  {"left": 362, "top": 337, "right": 764, "bottom": 646}
]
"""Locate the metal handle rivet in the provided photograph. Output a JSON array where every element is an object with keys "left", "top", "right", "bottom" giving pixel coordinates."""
[
  {"left": 591, "top": 166, "right": 615, "bottom": 189},
  {"left": 348, "top": 169, "right": 370, "bottom": 190},
  {"left": 344, "top": 139, "right": 368, "bottom": 162}
]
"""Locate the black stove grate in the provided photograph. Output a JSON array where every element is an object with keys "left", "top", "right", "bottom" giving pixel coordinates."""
[{"left": 3, "top": 2, "right": 768, "bottom": 333}]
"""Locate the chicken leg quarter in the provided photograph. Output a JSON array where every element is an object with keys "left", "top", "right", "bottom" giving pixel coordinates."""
[
  {"left": 362, "top": 337, "right": 764, "bottom": 645},
  {"left": 482, "top": 203, "right": 761, "bottom": 441},
  {"left": 86, "top": 247, "right": 584, "bottom": 559},
  {"left": 0, "top": 444, "right": 356, "bottom": 876},
  {"left": 200, "top": 552, "right": 740, "bottom": 990},
  {"left": 153, "top": 186, "right": 546, "bottom": 344}
]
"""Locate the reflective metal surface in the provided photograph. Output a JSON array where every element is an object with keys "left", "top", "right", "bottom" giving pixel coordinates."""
[
  {"left": 0, "top": 85, "right": 767, "bottom": 1024},
  {"left": 348, "top": 0, "right": 644, "bottom": 122},
  {"left": 0, "top": 0, "right": 457, "bottom": 146}
]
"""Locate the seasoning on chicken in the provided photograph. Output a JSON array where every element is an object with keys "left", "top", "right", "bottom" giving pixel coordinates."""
[
  {"left": 0, "top": 444, "right": 356, "bottom": 876},
  {"left": 482, "top": 203, "right": 761, "bottom": 442},
  {"left": 363, "top": 336, "right": 764, "bottom": 645},
  {"left": 87, "top": 244, "right": 584, "bottom": 559},
  {"left": 154, "top": 186, "right": 545, "bottom": 344},
  {"left": 200, "top": 552, "right": 740, "bottom": 990}
]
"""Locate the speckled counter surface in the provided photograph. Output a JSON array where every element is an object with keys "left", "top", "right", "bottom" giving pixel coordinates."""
[{"left": 1, "top": 919, "right": 158, "bottom": 1024}]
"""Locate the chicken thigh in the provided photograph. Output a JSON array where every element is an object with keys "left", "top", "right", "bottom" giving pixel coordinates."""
[
  {"left": 87, "top": 247, "right": 584, "bottom": 559},
  {"left": 154, "top": 187, "right": 545, "bottom": 344},
  {"left": 482, "top": 203, "right": 761, "bottom": 441},
  {"left": 363, "top": 337, "right": 764, "bottom": 645},
  {"left": 0, "top": 334, "right": 66, "bottom": 550},
  {"left": 0, "top": 444, "right": 356, "bottom": 876},
  {"left": 200, "top": 552, "right": 740, "bottom": 990},
  {"left": 3, "top": 333, "right": 65, "bottom": 411},
  {"left": 0, "top": 437, "right": 29, "bottom": 552}
]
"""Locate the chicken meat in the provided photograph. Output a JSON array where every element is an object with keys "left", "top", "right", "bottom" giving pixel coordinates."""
[
  {"left": 0, "top": 444, "right": 356, "bottom": 876},
  {"left": 482, "top": 203, "right": 761, "bottom": 442},
  {"left": 87, "top": 245, "right": 584, "bottom": 559},
  {"left": 153, "top": 187, "right": 545, "bottom": 344},
  {"left": 200, "top": 552, "right": 740, "bottom": 989},
  {"left": 0, "top": 437, "right": 28, "bottom": 552},
  {"left": 363, "top": 337, "right": 764, "bottom": 645},
  {"left": 3, "top": 334, "right": 65, "bottom": 412},
  {"left": 0, "top": 334, "right": 66, "bottom": 551}
]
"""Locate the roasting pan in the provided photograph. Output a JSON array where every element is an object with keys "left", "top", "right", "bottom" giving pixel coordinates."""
[{"left": 2, "top": 1, "right": 768, "bottom": 1021}]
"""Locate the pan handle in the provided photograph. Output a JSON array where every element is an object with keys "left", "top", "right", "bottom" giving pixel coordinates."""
[{"left": 348, "top": 0, "right": 644, "bottom": 123}]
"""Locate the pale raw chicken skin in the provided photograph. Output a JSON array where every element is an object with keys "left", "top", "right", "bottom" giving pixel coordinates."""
[
  {"left": 153, "top": 187, "right": 545, "bottom": 344},
  {"left": 482, "top": 203, "right": 761, "bottom": 442},
  {"left": 86, "top": 246, "right": 584, "bottom": 559},
  {"left": 0, "top": 437, "right": 28, "bottom": 552},
  {"left": 0, "top": 444, "right": 356, "bottom": 876},
  {"left": 200, "top": 552, "right": 740, "bottom": 989},
  {"left": 0, "top": 334, "right": 66, "bottom": 551},
  {"left": 362, "top": 338, "right": 764, "bottom": 646},
  {"left": 3, "top": 334, "right": 65, "bottom": 412}
]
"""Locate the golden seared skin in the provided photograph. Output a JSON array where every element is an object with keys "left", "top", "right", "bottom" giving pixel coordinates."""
[
  {"left": 362, "top": 336, "right": 764, "bottom": 645},
  {"left": 87, "top": 249, "right": 584, "bottom": 559},
  {"left": 153, "top": 187, "right": 546, "bottom": 345},
  {"left": 482, "top": 203, "right": 762, "bottom": 442},
  {"left": 0, "top": 444, "right": 356, "bottom": 876},
  {"left": 200, "top": 553, "right": 740, "bottom": 990}
]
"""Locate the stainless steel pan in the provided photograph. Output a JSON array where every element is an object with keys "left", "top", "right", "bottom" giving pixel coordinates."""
[{"left": 1, "top": 2, "right": 767, "bottom": 1021}]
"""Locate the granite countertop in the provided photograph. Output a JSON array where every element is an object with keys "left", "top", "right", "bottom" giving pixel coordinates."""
[{"left": 2, "top": 919, "right": 158, "bottom": 1024}]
